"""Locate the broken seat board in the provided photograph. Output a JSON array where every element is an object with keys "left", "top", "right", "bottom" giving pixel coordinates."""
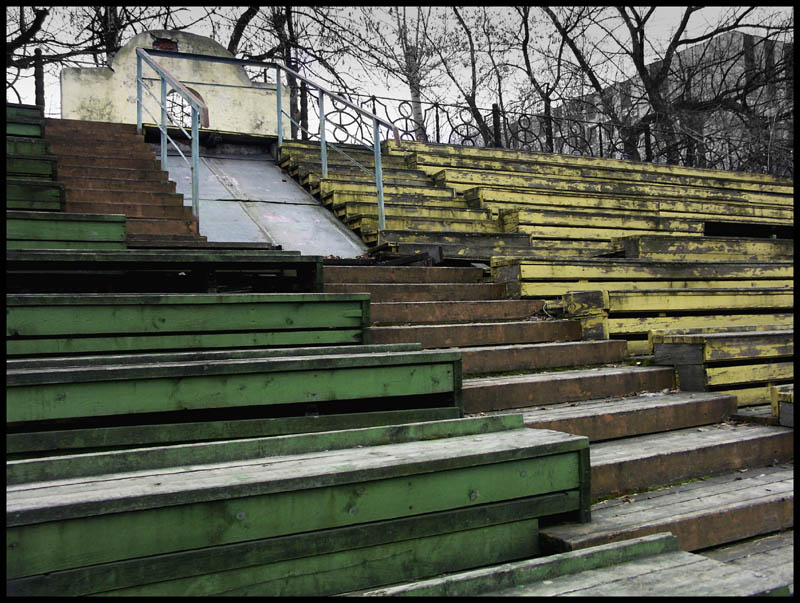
[{"left": 7, "top": 426, "right": 589, "bottom": 588}]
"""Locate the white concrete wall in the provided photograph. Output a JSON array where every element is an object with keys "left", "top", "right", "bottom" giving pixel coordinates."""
[{"left": 60, "top": 30, "right": 288, "bottom": 137}]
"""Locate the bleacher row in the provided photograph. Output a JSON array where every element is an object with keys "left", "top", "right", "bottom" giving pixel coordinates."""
[
  {"left": 6, "top": 103, "right": 593, "bottom": 595},
  {"left": 279, "top": 137, "right": 793, "bottom": 415},
  {"left": 6, "top": 100, "right": 793, "bottom": 595}
]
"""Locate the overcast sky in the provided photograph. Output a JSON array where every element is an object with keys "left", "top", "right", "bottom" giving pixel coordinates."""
[{"left": 8, "top": 6, "right": 793, "bottom": 118}]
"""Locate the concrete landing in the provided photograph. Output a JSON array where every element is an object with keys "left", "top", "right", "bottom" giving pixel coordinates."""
[{"left": 164, "top": 153, "right": 367, "bottom": 257}]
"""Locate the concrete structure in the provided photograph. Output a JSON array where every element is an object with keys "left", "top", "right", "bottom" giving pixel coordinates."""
[{"left": 60, "top": 30, "right": 287, "bottom": 137}]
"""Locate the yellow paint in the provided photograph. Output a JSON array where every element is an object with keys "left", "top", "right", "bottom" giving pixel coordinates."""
[
  {"left": 385, "top": 139, "right": 793, "bottom": 188},
  {"left": 705, "top": 361, "right": 793, "bottom": 387},
  {"left": 519, "top": 263, "right": 792, "bottom": 280},
  {"left": 520, "top": 280, "right": 792, "bottom": 297},
  {"left": 606, "top": 290, "right": 793, "bottom": 313},
  {"left": 520, "top": 225, "right": 704, "bottom": 240}
]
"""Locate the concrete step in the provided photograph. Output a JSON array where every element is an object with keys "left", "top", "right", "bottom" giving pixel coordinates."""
[
  {"left": 65, "top": 188, "right": 184, "bottom": 205},
  {"left": 323, "top": 282, "right": 506, "bottom": 302},
  {"left": 540, "top": 464, "right": 793, "bottom": 553},
  {"left": 323, "top": 265, "right": 485, "bottom": 284},
  {"left": 590, "top": 422, "right": 794, "bottom": 498},
  {"left": 370, "top": 300, "right": 545, "bottom": 325},
  {"left": 56, "top": 154, "right": 159, "bottom": 170},
  {"left": 125, "top": 216, "right": 200, "bottom": 236},
  {"left": 459, "top": 340, "right": 628, "bottom": 375},
  {"left": 462, "top": 366, "right": 676, "bottom": 413},
  {"left": 58, "top": 165, "right": 169, "bottom": 181},
  {"left": 522, "top": 391, "right": 738, "bottom": 441},
  {"left": 65, "top": 201, "right": 193, "bottom": 219},
  {"left": 60, "top": 176, "right": 176, "bottom": 193},
  {"left": 369, "top": 319, "right": 583, "bottom": 349}
]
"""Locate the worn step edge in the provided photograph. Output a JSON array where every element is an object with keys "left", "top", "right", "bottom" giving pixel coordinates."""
[
  {"left": 462, "top": 366, "right": 676, "bottom": 413},
  {"left": 521, "top": 391, "right": 738, "bottom": 441},
  {"left": 369, "top": 320, "right": 583, "bottom": 349},
  {"left": 539, "top": 465, "right": 793, "bottom": 553},
  {"left": 370, "top": 300, "right": 546, "bottom": 326},
  {"left": 590, "top": 423, "right": 795, "bottom": 497}
]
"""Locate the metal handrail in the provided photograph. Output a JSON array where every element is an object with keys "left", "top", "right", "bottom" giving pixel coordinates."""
[
  {"left": 142, "top": 48, "right": 400, "bottom": 230},
  {"left": 136, "top": 48, "right": 209, "bottom": 219}
]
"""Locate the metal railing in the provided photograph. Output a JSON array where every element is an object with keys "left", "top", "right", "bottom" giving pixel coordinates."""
[
  {"left": 136, "top": 48, "right": 209, "bottom": 219},
  {"left": 135, "top": 48, "right": 401, "bottom": 230}
]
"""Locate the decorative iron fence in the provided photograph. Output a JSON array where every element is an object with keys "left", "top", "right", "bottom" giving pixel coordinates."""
[{"left": 290, "top": 87, "right": 793, "bottom": 177}]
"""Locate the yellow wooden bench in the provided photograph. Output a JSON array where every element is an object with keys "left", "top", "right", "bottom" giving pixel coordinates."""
[
  {"left": 491, "top": 257, "right": 792, "bottom": 298},
  {"left": 652, "top": 327, "right": 793, "bottom": 407},
  {"left": 608, "top": 235, "right": 794, "bottom": 261},
  {"left": 556, "top": 287, "right": 793, "bottom": 355}
]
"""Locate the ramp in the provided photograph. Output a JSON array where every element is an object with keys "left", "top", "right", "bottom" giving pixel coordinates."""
[{"left": 164, "top": 152, "right": 367, "bottom": 257}]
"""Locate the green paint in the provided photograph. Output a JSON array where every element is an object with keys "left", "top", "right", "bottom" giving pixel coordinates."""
[
  {"left": 7, "top": 453, "right": 577, "bottom": 577},
  {"left": 7, "top": 361, "right": 456, "bottom": 422}
]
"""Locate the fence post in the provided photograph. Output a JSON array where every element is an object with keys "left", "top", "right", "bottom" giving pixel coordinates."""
[
  {"left": 191, "top": 108, "right": 200, "bottom": 218},
  {"left": 34, "top": 49, "right": 45, "bottom": 109},
  {"left": 435, "top": 103, "right": 441, "bottom": 143},
  {"left": 644, "top": 124, "right": 652, "bottom": 162},
  {"left": 276, "top": 66, "right": 283, "bottom": 146},
  {"left": 373, "top": 118, "right": 385, "bottom": 230},
  {"left": 300, "top": 81, "right": 308, "bottom": 141},
  {"left": 136, "top": 54, "right": 143, "bottom": 135},
  {"left": 160, "top": 78, "right": 168, "bottom": 171},
  {"left": 492, "top": 103, "right": 502, "bottom": 148},
  {"left": 319, "top": 92, "right": 328, "bottom": 177}
]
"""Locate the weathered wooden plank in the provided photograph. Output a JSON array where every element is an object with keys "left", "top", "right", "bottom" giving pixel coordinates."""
[
  {"left": 611, "top": 234, "right": 794, "bottom": 261},
  {"left": 606, "top": 288, "right": 794, "bottom": 313},
  {"left": 6, "top": 211, "right": 126, "bottom": 243},
  {"left": 517, "top": 259, "right": 792, "bottom": 281},
  {"left": 7, "top": 292, "right": 370, "bottom": 356},
  {"left": 589, "top": 423, "right": 794, "bottom": 497},
  {"left": 356, "top": 532, "right": 680, "bottom": 597},
  {"left": 510, "top": 208, "right": 705, "bottom": 233},
  {"left": 706, "top": 362, "right": 793, "bottom": 387},
  {"left": 8, "top": 415, "right": 523, "bottom": 485},
  {"left": 521, "top": 279, "right": 792, "bottom": 297},
  {"left": 539, "top": 466, "right": 793, "bottom": 553},
  {"left": 8, "top": 433, "right": 585, "bottom": 577},
  {"left": 6, "top": 407, "right": 462, "bottom": 455},
  {"left": 7, "top": 353, "right": 460, "bottom": 423},
  {"left": 6, "top": 343, "right": 423, "bottom": 370},
  {"left": 7, "top": 497, "right": 551, "bottom": 596}
]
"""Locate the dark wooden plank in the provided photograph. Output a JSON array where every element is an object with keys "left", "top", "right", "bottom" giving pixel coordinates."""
[
  {"left": 8, "top": 415, "right": 524, "bottom": 484},
  {"left": 7, "top": 496, "right": 554, "bottom": 595},
  {"left": 8, "top": 430, "right": 587, "bottom": 577},
  {"left": 6, "top": 407, "right": 463, "bottom": 455}
]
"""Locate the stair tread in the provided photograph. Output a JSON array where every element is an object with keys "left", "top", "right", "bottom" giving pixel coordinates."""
[
  {"left": 519, "top": 391, "right": 732, "bottom": 421},
  {"left": 464, "top": 365, "right": 673, "bottom": 387},
  {"left": 591, "top": 422, "right": 793, "bottom": 465},
  {"left": 553, "top": 464, "right": 791, "bottom": 528}
]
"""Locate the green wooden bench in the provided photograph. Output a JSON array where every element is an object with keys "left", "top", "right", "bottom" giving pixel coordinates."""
[
  {"left": 6, "top": 414, "right": 590, "bottom": 596},
  {"left": 6, "top": 153, "right": 57, "bottom": 180},
  {"left": 607, "top": 234, "right": 794, "bottom": 261},
  {"left": 557, "top": 287, "right": 794, "bottom": 355},
  {"left": 6, "top": 135, "right": 50, "bottom": 156},
  {"left": 491, "top": 257, "right": 793, "bottom": 298},
  {"left": 6, "top": 248, "right": 323, "bottom": 293},
  {"left": 355, "top": 532, "right": 791, "bottom": 596},
  {"left": 652, "top": 326, "right": 793, "bottom": 407},
  {"left": 7, "top": 292, "right": 371, "bottom": 357},
  {"left": 7, "top": 210, "right": 127, "bottom": 250},
  {"left": 7, "top": 178, "right": 65, "bottom": 211}
]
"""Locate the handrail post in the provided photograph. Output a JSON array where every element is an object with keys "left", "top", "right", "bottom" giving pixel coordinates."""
[
  {"left": 373, "top": 118, "right": 385, "bottom": 231},
  {"left": 191, "top": 108, "right": 200, "bottom": 218},
  {"left": 319, "top": 91, "right": 328, "bottom": 177},
  {"left": 276, "top": 66, "right": 283, "bottom": 146},
  {"left": 136, "top": 54, "right": 142, "bottom": 135},
  {"left": 160, "top": 78, "right": 168, "bottom": 170}
]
